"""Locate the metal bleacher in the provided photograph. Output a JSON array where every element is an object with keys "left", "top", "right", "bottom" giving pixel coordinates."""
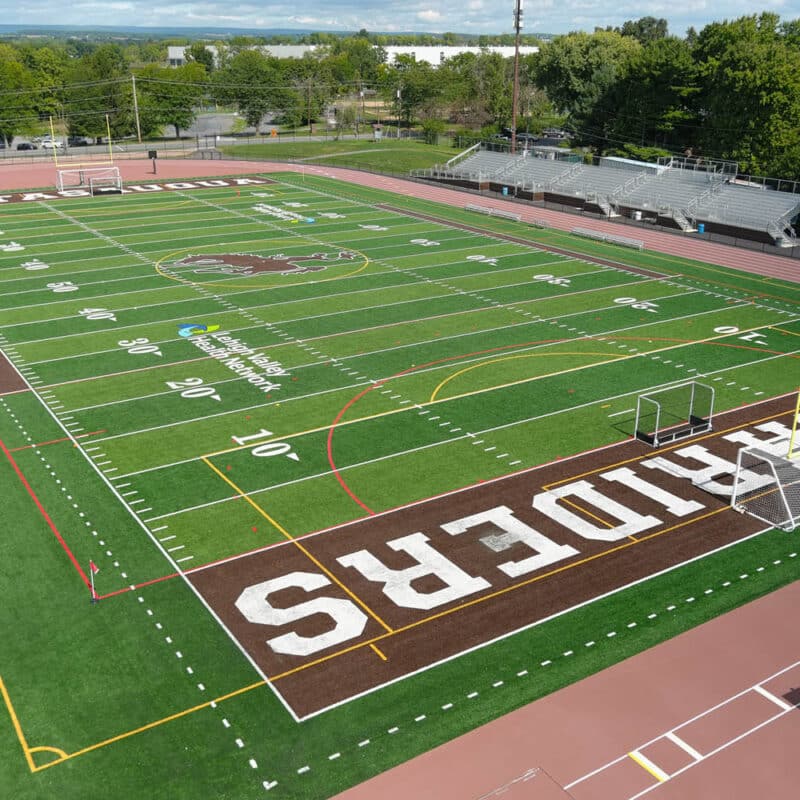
[{"left": 413, "top": 144, "right": 800, "bottom": 247}]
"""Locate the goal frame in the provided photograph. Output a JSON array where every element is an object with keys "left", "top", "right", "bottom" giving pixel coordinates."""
[
  {"left": 634, "top": 381, "right": 715, "bottom": 448},
  {"left": 56, "top": 166, "right": 121, "bottom": 193},
  {"left": 730, "top": 446, "right": 800, "bottom": 532}
]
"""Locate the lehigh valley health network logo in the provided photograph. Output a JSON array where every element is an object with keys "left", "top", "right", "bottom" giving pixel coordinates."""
[{"left": 178, "top": 322, "right": 221, "bottom": 338}]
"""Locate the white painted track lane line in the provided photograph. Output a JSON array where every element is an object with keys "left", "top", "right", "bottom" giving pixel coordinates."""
[
  {"left": 664, "top": 730, "right": 704, "bottom": 761},
  {"left": 753, "top": 683, "right": 794, "bottom": 711},
  {"left": 565, "top": 658, "right": 800, "bottom": 792}
]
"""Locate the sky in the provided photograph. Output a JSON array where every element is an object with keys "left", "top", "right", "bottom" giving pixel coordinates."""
[{"left": 2, "top": 0, "right": 798, "bottom": 37}]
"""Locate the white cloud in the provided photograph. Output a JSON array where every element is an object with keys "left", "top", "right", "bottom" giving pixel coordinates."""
[
  {"left": 3, "top": 0, "right": 800, "bottom": 37},
  {"left": 417, "top": 9, "right": 443, "bottom": 22}
]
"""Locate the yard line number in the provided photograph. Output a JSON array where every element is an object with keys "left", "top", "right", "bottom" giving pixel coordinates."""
[
  {"left": 615, "top": 296, "right": 659, "bottom": 312},
  {"left": 47, "top": 281, "right": 78, "bottom": 293},
  {"left": 79, "top": 307, "right": 117, "bottom": 322},
  {"left": 118, "top": 337, "right": 162, "bottom": 357},
  {"left": 166, "top": 377, "right": 221, "bottom": 402},
  {"left": 232, "top": 427, "right": 300, "bottom": 461}
]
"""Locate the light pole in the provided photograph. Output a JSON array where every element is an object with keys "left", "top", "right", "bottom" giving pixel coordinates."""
[
  {"left": 511, "top": 0, "right": 523, "bottom": 155},
  {"left": 396, "top": 88, "right": 401, "bottom": 139}
]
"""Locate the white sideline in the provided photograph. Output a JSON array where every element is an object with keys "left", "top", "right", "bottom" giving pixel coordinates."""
[{"left": 0, "top": 347, "right": 301, "bottom": 722}]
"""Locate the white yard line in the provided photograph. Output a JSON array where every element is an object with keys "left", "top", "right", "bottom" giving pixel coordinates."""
[
  {"left": 141, "top": 345, "right": 799, "bottom": 520},
  {"left": 85, "top": 290, "right": 725, "bottom": 447}
]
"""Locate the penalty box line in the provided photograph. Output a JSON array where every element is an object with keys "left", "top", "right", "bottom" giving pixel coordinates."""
[{"left": 0, "top": 671, "right": 266, "bottom": 774}]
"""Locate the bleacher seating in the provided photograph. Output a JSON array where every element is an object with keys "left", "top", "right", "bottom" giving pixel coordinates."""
[{"left": 414, "top": 145, "right": 800, "bottom": 246}]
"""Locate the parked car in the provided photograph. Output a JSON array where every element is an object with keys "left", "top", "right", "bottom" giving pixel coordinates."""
[
  {"left": 68, "top": 136, "right": 93, "bottom": 146},
  {"left": 41, "top": 139, "right": 64, "bottom": 150},
  {"left": 17, "top": 142, "right": 37, "bottom": 150}
]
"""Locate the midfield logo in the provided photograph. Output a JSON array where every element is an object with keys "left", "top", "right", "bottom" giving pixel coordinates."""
[{"left": 170, "top": 251, "right": 357, "bottom": 277}]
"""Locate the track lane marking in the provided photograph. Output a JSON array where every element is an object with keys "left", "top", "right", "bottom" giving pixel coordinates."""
[
  {"left": 629, "top": 750, "right": 668, "bottom": 782},
  {"left": 664, "top": 730, "right": 703, "bottom": 761}
]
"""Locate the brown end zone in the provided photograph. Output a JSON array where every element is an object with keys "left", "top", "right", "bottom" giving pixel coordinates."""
[
  {"left": 188, "top": 397, "right": 794, "bottom": 719},
  {"left": 0, "top": 350, "right": 28, "bottom": 395}
]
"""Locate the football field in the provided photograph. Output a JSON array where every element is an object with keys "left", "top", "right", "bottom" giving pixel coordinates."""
[{"left": 2, "top": 171, "right": 800, "bottom": 798}]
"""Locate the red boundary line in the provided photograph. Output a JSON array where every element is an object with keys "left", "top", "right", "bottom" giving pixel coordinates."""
[
  {"left": 324, "top": 334, "right": 800, "bottom": 516},
  {"left": 8, "top": 429, "right": 107, "bottom": 453},
  {"left": 0, "top": 437, "right": 90, "bottom": 590}
]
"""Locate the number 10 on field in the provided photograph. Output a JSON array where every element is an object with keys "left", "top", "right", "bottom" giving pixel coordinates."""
[{"left": 232, "top": 428, "right": 300, "bottom": 461}]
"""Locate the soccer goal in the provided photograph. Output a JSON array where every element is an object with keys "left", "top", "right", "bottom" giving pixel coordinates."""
[
  {"left": 731, "top": 446, "right": 800, "bottom": 532},
  {"left": 56, "top": 166, "right": 122, "bottom": 195},
  {"left": 634, "top": 381, "right": 714, "bottom": 447}
]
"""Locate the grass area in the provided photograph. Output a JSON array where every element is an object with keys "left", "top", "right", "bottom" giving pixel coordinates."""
[
  {"left": 219, "top": 137, "right": 456, "bottom": 173},
  {"left": 1, "top": 171, "right": 798, "bottom": 799}
]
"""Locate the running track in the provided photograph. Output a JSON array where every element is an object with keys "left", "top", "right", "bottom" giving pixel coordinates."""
[
  {"left": 0, "top": 156, "right": 797, "bottom": 284},
  {"left": 3, "top": 155, "right": 799, "bottom": 799}
]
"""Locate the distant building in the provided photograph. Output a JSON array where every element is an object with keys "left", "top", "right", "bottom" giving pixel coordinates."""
[
  {"left": 167, "top": 43, "right": 538, "bottom": 68},
  {"left": 383, "top": 45, "right": 539, "bottom": 65}
]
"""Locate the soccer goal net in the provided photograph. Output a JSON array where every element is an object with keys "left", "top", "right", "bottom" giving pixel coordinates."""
[
  {"left": 634, "top": 381, "right": 714, "bottom": 447},
  {"left": 57, "top": 166, "right": 122, "bottom": 195},
  {"left": 731, "top": 447, "right": 800, "bottom": 532}
]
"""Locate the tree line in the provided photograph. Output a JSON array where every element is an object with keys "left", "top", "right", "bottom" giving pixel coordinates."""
[{"left": 1, "top": 14, "right": 798, "bottom": 180}]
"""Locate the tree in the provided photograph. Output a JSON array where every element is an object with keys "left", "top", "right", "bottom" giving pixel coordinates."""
[
  {"left": 186, "top": 42, "right": 215, "bottom": 73},
  {"left": 17, "top": 44, "right": 67, "bottom": 120},
  {"left": 284, "top": 54, "right": 337, "bottom": 131},
  {"left": 62, "top": 44, "right": 134, "bottom": 140},
  {"left": 693, "top": 13, "right": 800, "bottom": 176},
  {"left": 619, "top": 17, "right": 669, "bottom": 45},
  {"left": 327, "top": 36, "right": 386, "bottom": 86},
  {"left": 214, "top": 50, "right": 297, "bottom": 133},
  {"left": 137, "top": 62, "right": 207, "bottom": 138},
  {"left": 379, "top": 56, "right": 443, "bottom": 129},
  {"left": 533, "top": 31, "right": 641, "bottom": 152},
  {"left": 606, "top": 36, "right": 698, "bottom": 152},
  {"left": 441, "top": 51, "right": 514, "bottom": 128},
  {"left": 0, "top": 47, "right": 37, "bottom": 145}
]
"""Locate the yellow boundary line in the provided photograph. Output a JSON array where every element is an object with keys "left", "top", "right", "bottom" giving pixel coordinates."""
[
  {"left": 201, "top": 457, "right": 393, "bottom": 634},
  {"left": 0, "top": 675, "right": 35, "bottom": 772},
  {"left": 429, "top": 350, "right": 627, "bottom": 402},
  {"left": 1, "top": 672, "right": 266, "bottom": 773},
  {"left": 254, "top": 406, "right": 793, "bottom": 683},
  {"left": 200, "top": 324, "right": 792, "bottom": 464},
  {"left": 264, "top": 504, "right": 731, "bottom": 683}
]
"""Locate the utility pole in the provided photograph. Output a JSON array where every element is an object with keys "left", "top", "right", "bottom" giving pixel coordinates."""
[
  {"left": 511, "top": 0, "right": 523, "bottom": 155},
  {"left": 307, "top": 82, "right": 313, "bottom": 135},
  {"left": 131, "top": 75, "right": 142, "bottom": 144}
]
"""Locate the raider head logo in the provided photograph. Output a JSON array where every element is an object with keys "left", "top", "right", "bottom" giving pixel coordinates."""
[{"left": 170, "top": 251, "right": 356, "bottom": 276}]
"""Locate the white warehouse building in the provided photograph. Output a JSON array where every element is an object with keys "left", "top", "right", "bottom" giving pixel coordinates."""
[{"left": 167, "top": 43, "right": 538, "bottom": 68}]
